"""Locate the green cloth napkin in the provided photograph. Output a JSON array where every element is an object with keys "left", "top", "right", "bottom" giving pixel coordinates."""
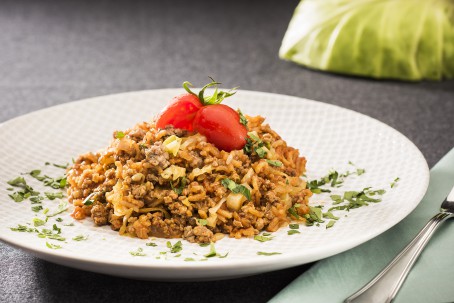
[{"left": 270, "top": 148, "right": 454, "bottom": 303}]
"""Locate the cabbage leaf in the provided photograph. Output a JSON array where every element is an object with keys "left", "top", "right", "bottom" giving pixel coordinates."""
[{"left": 280, "top": 0, "right": 454, "bottom": 81}]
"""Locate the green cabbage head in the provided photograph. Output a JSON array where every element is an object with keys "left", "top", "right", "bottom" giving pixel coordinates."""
[{"left": 279, "top": 0, "right": 454, "bottom": 81}]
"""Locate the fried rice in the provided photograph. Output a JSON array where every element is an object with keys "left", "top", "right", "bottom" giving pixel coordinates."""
[{"left": 66, "top": 115, "right": 312, "bottom": 243}]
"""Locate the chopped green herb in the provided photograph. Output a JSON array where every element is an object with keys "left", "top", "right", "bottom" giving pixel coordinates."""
[
  {"left": 46, "top": 242, "right": 62, "bottom": 250},
  {"left": 115, "top": 131, "right": 125, "bottom": 139},
  {"left": 199, "top": 243, "right": 210, "bottom": 247},
  {"left": 46, "top": 201, "right": 68, "bottom": 217},
  {"left": 221, "top": 178, "right": 251, "bottom": 200},
  {"left": 171, "top": 177, "right": 187, "bottom": 195},
  {"left": 243, "top": 132, "right": 268, "bottom": 158},
  {"left": 129, "top": 247, "right": 146, "bottom": 256},
  {"left": 72, "top": 235, "right": 89, "bottom": 241},
  {"left": 287, "top": 203, "right": 301, "bottom": 219},
  {"left": 357, "top": 168, "right": 365, "bottom": 175},
  {"left": 168, "top": 241, "right": 183, "bottom": 253},
  {"left": 52, "top": 224, "right": 61, "bottom": 234},
  {"left": 10, "top": 224, "right": 35, "bottom": 232},
  {"left": 31, "top": 205, "right": 43, "bottom": 212},
  {"left": 146, "top": 242, "right": 157, "bottom": 247},
  {"left": 53, "top": 163, "right": 69, "bottom": 169},
  {"left": 266, "top": 159, "right": 283, "bottom": 167},
  {"left": 43, "top": 208, "right": 49, "bottom": 215},
  {"left": 204, "top": 242, "right": 217, "bottom": 258},
  {"left": 30, "top": 170, "right": 46, "bottom": 181},
  {"left": 46, "top": 234, "right": 65, "bottom": 241},
  {"left": 44, "top": 192, "right": 64, "bottom": 200},
  {"left": 255, "top": 147, "right": 267, "bottom": 158},
  {"left": 254, "top": 234, "right": 274, "bottom": 242},
  {"left": 238, "top": 109, "right": 248, "bottom": 128},
  {"left": 257, "top": 251, "right": 282, "bottom": 256},
  {"left": 6, "top": 187, "right": 14, "bottom": 191},
  {"left": 197, "top": 219, "right": 208, "bottom": 226},
  {"left": 323, "top": 211, "right": 340, "bottom": 220},
  {"left": 64, "top": 223, "right": 75, "bottom": 226},
  {"left": 289, "top": 224, "right": 299, "bottom": 229},
  {"left": 326, "top": 220, "right": 336, "bottom": 229},
  {"left": 305, "top": 206, "right": 325, "bottom": 226},
  {"left": 287, "top": 230, "right": 300, "bottom": 235},
  {"left": 30, "top": 196, "right": 44, "bottom": 203},
  {"left": 9, "top": 192, "right": 26, "bottom": 202},
  {"left": 55, "top": 218, "right": 63, "bottom": 222},
  {"left": 33, "top": 217, "right": 47, "bottom": 227},
  {"left": 7, "top": 176, "right": 28, "bottom": 187},
  {"left": 184, "top": 258, "right": 196, "bottom": 262},
  {"left": 174, "top": 254, "right": 181, "bottom": 258},
  {"left": 391, "top": 177, "right": 400, "bottom": 188}
]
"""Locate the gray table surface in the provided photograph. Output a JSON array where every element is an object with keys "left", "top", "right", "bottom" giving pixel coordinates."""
[{"left": 1, "top": 1, "right": 453, "bottom": 302}]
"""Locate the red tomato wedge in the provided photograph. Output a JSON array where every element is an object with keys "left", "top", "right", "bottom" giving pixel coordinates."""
[
  {"left": 155, "top": 93, "right": 203, "bottom": 131},
  {"left": 193, "top": 104, "right": 247, "bottom": 152}
]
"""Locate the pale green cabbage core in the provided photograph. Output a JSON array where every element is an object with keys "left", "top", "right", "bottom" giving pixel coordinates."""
[{"left": 279, "top": 0, "right": 454, "bottom": 81}]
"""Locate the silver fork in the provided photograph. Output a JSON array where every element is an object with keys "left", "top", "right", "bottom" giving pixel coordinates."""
[{"left": 345, "top": 185, "right": 454, "bottom": 303}]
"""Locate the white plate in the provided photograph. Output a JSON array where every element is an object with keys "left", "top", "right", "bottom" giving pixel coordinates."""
[{"left": 0, "top": 89, "right": 429, "bottom": 281}]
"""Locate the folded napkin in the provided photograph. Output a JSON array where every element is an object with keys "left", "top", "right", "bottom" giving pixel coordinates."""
[{"left": 270, "top": 148, "right": 454, "bottom": 303}]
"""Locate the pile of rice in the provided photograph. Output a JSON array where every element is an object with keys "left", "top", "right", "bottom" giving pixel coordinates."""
[{"left": 66, "top": 115, "right": 312, "bottom": 243}]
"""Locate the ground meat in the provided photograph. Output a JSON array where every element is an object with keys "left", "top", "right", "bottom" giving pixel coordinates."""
[
  {"left": 127, "top": 214, "right": 152, "bottom": 239},
  {"left": 91, "top": 203, "right": 108, "bottom": 226},
  {"left": 131, "top": 184, "right": 147, "bottom": 199},
  {"left": 183, "top": 225, "right": 214, "bottom": 243},
  {"left": 145, "top": 142, "right": 170, "bottom": 169},
  {"left": 149, "top": 214, "right": 184, "bottom": 238},
  {"left": 163, "top": 126, "right": 188, "bottom": 138},
  {"left": 108, "top": 210, "right": 123, "bottom": 231}
]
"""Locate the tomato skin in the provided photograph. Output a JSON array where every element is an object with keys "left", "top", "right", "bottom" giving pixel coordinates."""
[
  {"left": 155, "top": 93, "right": 203, "bottom": 131},
  {"left": 193, "top": 104, "right": 247, "bottom": 152}
]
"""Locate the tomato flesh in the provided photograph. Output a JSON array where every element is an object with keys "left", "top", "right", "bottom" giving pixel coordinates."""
[
  {"left": 155, "top": 93, "right": 203, "bottom": 131},
  {"left": 193, "top": 104, "right": 247, "bottom": 152}
]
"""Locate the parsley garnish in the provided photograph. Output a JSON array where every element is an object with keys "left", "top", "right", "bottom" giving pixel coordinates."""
[
  {"left": 115, "top": 131, "right": 125, "bottom": 139},
  {"left": 326, "top": 220, "right": 336, "bottom": 229},
  {"left": 390, "top": 177, "right": 400, "bottom": 188},
  {"left": 257, "top": 251, "right": 282, "bottom": 256},
  {"left": 243, "top": 132, "right": 268, "bottom": 158},
  {"left": 31, "top": 205, "right": 43, "bottom": 212},
  {"left": 287, "top": 230, "right": 300, "bottom": 235},
  {"left": 221, "top": 178, "right": 251, "bottom": 200},
  {"left": 129, "top": 248, "right": 146, "bottom": 256},
  {"left": 73, "top": 235, "right": 89, "bottom": 241},
  {"left": 238, "top": 109, "right": 248, "bottom": 128},
  {"left": 289, "top": 224, "right": 299, "bottom": 229},
  {"left": 197, "top": 219, "right": 208, "bottom": 226},
  {"left": 146, "top": 242, "right": 157, "bottom": 247},
  {"left": 44, "top": 192, "right": 64, "bottom": 200},
  {"left": 53, "top": 163, "right": 69, "bottom": 169},
  {"left": 266, "top": 160, "right": 283, "bottom": 167},
  {"left": 46, "top": 242, "right": 62, "bottom": 250},
  {"left": 32, "top": 217, "right": 47, "bottom": 227},
  {"left": 10, "top": 224, "right": 35, "bottom": 232},
  {"left": 167, "top": 241, "right": 183, "bottom": 253},
  {"left": 254, "top": 234, "right": 274, "bottom": 242},
  {"left": 46, "top": 201, "right": 68, "bottom": 217},
  {"left": 171, "top": 177, "right": 187, "bottom": 195},
  {"left": 204, "top": 242, "right": 217, "bottom": 258},
  {"left": 184, "top": 258, "right": 196, "bottom": 262}
]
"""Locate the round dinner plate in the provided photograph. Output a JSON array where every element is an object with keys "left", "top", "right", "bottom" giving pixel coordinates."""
[{"left": 0, "top": 89, "right": 429, "bottom": 281}]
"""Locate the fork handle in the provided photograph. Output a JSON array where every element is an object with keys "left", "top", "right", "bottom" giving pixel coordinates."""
[{"left": 344, "top": 212, "right": 453, "bottom": 303}]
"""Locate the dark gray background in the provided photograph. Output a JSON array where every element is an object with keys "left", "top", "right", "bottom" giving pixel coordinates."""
[{"left": 1, "top": 1, "right": 453, "bottom": 302}]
